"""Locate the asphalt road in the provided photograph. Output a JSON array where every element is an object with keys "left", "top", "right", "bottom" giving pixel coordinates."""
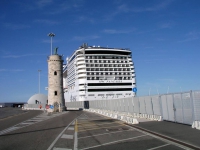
[
  {"left": 0, "top": 108, "right": 199, "bottom": 150},
  {"left": 0, "top": 109, "right": 83, "bottom": 150},
  {"left": 0, "top": 107, "right": 43, "bottom": 131}
]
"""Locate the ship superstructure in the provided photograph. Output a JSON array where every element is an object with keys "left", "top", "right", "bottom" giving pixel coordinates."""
[{"left": 63, "top": 43, "right": 136, "bottom": 102}]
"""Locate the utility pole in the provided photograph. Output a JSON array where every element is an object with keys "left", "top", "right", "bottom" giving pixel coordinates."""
[{"left": 38, "top": 70, "right": 41, "bottom": 93}]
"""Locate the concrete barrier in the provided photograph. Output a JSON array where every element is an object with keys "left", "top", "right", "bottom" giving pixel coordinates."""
[{"left": 192, "top": 121, "right": 200, "bottom": 130}]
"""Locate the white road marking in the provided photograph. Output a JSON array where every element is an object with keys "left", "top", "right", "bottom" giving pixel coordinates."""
[
  {"left": 20, "top": 122, "right": 34, "bottom": 124},
  {"left": 147, "top": 144, "right": 170, "bottom": 150},
  {"left": 0, "top": 111, "right": 68, "bottom": 135},
  {"left": 53, "top": 147, "right": 72, "bottom": 150},
  {"left": 78, "top": 124, "right": 124, "bottom": 132},
  {"left": 47, "top": 114, "right": 80, "bottom": 150},
  {"left": 68, "top": 127, "right": 74, "bottom": 130},
  {"left": 78, "top": 129, "right": 133, "bottom": 139},
  {"left": 0, "top": 127, "right": 20, "bottom": 135},
  {"left": 61, "top": 134, "right": 73, "bottom": 139},
  {"left": 81, "top": 135, "right": 147, "bottom": 150},
  {"left": 74, "top": 119, "right": 78, "bottom": 150}
]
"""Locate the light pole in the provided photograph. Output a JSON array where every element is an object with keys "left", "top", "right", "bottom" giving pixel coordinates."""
[
  {"left": 38, "top": 70, "right": 41, "bottom": 93},
  {"left": 48, "top": 33, "right": 55, "bottom": 55}
]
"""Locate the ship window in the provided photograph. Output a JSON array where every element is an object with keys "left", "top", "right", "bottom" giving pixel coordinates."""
[
  {"left": 54, "top": 91, "right": 57, "bottom": 95},
  {"left": 54, "top": 71, "right": 57, "bottom": 75}
]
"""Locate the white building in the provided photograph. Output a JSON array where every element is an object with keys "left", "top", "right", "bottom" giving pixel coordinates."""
[{"left": 63, "top": 43, "right": 136, "bottom": 102}]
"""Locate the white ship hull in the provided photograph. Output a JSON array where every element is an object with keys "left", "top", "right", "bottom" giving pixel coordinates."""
[{"left": 63, "top": 43, "right": 136, "bottom": 102}]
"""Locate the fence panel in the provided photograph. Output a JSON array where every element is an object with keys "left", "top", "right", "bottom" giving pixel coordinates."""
[
  {"left": 113, "top": 99, "right": 117, "bottom": 111},
  {"left": 182, "top": 92, "right": 193, "bottom": 125},
  {"left": 133, "top": 97, "right": 140, "bottom": 113},
  {"left": 173, "top": 93, "right": 183, "bottom": 123},
  {"left": 192, "top": 91, "right": 200, "bottom": 121},
  {"left": 139, "top": 97, "right": 146, "bottom": 114},
  {"left": 166, "top": 94, "right": 175, "bottom": 122},
  {"left": 145, "top": 96, "right": 153, "bottom": 115},
  {"left": 128, "top": 97, "right": 134, "bottom": 113},
  {"left": 119, "top": 99, "right": 124, "bottom": 112},
  {"left": 124, "top": 98, "right": 129, "bottom": 113},
  {"left": 151, "top": 96, "right": 161, "bottom": 116},
  {"left": 161, "top": 95, "right": 168, "bottom": 120}
]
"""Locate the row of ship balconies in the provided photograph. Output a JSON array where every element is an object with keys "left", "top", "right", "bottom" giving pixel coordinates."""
[
  {"left": 86, "top": 76, "right": 132, "bottom": 80},
  {"left": 85, "top": 64, "right": 131, "bottom": 67},
  {"left": 77, "top": 73, "right": 134, "bottom": 78},
  {"left": 76, "top": 57, "right": 132, "bottom": 63},
  {"left": 76, "top": 64, "right": 133, "bottom": 70},
  {"left": 85, "top": 72, "right": 132, "bottom": 75},
  {"left": 85, "top": 60, "right": 130, "bottom": 63},
  {"left": 77, "top": 69, "right": 134, "bottom": 74},
  {"left": 86, "top": 68, "right": 132, "bottom": 71},
  {"left": 76, "top": 55, "right": 132, "bottom": 61}
]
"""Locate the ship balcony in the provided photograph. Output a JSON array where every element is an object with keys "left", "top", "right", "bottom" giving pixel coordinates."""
[
  {"left": 77, "top": 69, "right": 86, "bottom": 73},
  {"left": 77, "top": 64, "right": 86, "bottom": 69},
  {"left": 77, "top": 60, "right": 85, "bottom": 65},
  {"left": 78, "top": 74, "right": 87, "bottom": 78},
  {"left": 77, "top": 57, "right": 85, "bottom": 61}
]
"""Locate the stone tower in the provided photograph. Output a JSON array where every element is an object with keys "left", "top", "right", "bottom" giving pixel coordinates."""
[{"left": 47, "top": 49, "right": 65, "bottom": 112}]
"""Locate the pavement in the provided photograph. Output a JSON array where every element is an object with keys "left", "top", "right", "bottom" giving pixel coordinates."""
[
  {"left": 0, "top": 107, "right": 29, "bottom": 119},
  {"left": 133, "top": 118, "right": 200, "bottom": 149},
  {"left": 0, "top": 107, "right": 43, "bottom": 131}
]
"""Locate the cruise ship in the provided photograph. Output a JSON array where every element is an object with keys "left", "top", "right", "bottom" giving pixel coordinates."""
[{"left": 63, "top": 43, "right": 136, "bottom": 102}]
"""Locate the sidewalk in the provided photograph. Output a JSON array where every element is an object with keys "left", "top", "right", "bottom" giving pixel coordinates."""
[{"left": 133, "top": 119, "right": 200, "bottom": 148}]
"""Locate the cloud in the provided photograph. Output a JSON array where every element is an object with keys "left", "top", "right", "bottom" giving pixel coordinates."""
[
  {"left": 158, "top": 78, "right": 176, "bottom": 84},
  {"left": 105, "top": 0, "right": 173, "bottom": 21},
  {"left": 178, "top": 37, "right": 199, "bottom": 43},
  {"left": 160, "top": 23, "right": 173, "bottom": 29},
  {"left": 178, "top": 31, "right": 200, "bottom": 42},
  {"left": 156, "top": 38, "right": 165, "bottom": 41},
  {"left": 35, "top": 0, "right": 53, "bottom": 8},
  {"left": 103, "top": 28, "right": 135, "bottom": 34},
  {"left": 144, "top": 46, "right": 154, "bottom": 49},
  {"left": 2, "top": 53, "right": 46, "bottom": 58},
  {"left": 132, "top": 0, "right": 173, "bottom": 13},
  {"left": 72, "top": 35, "right": 100, "bottom": 41},
  {"left": 45, "top": 1, "right": 84, "bottom": 15},
  {"left": 75, "top": 16, "right": 95, "bottom": 23},
  {"left": 0, "top": 69, "right": 24, "bottom": 72},
  {"left": 34, "top": 19, "right": 60, "bottom": 25},
  {"left": 42, "top": 39, "right": 59, "bottom": 43},
  {"left": 3, "top": 23, "right": 30, "bottom": 30}
]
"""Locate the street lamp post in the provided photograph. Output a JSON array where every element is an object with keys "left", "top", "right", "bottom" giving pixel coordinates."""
[
  {"left": 48, "top": 33, "right": 55, "bottom": 55},
  {"left": 38, "top": 70, "right": 41, "bottom": 93},
  {"left": 149, "top": 88, "right": 151, "bottom": 96}
]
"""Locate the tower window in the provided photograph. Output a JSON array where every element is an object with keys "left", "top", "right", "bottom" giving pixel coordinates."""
[
  {"left": 54, "top": 91, "right": 57, "bottom": 95},
  {"left": 54, "top": 71, "right": 57, "bottom": 75}
]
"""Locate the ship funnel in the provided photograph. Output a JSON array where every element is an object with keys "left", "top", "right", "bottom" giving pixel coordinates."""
[{"left": 82, "top": 43, "right": 88, "bottom": 48}]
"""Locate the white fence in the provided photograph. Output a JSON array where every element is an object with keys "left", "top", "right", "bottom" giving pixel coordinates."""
[
  {"left": 66, "top": 90, "right": 200, "bottom": 129},
  {"left": 23, "top": 104, "right": 46, "bottom": 110}
]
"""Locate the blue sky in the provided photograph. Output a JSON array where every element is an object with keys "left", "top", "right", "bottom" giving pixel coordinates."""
[{"left": 1, "top": 0, "right": 200, "bottom": 102}]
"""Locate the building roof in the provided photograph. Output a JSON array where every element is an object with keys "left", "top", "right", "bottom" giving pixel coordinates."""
[{"left": 27, "top": 94, "right": 48, "bottom": 104}]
